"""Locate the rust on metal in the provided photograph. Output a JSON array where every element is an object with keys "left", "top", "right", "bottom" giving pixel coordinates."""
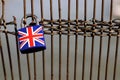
[{"left": 0, "top": 0, "right": 120, "bottom": 80}]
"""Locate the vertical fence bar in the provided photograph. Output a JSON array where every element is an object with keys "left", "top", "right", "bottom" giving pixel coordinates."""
[
  {"left": 82, "top": 0, "right": 87, "bottom": 80},
  {"left": 14, "top": 18, "right": 22, "bottom": 80},
  {"left": 30, "top": 0, "right": 37, "bottom": 80},
  {"left": 3, "top": 21, "right": 14, "bottom": 80},
  {"left": 49, "top": 0, "right": 54, "bottom": 80},
  {"left": 40, "top": 0, "right": 44, "bottom": 22},
  {"left": 90, "top": 0, "right": 96, "bottom": 80},
  {"left": 40, "top": 0, "right": 46, "bottom": 80},
  {"left": 113, "top": 2, "right": 119, "bottom": 80},
  {"left": 113, "top": 32, "right": 119, "bottom": 80},
  {"left": 58, "top": 0, "right": 62, "bottom": 80},
  {"left": 105, "top": 36, "right": 111, "bottom": 80},
  {"left": 105, "top": 0, "right": 113, "bottom": 80},
  {"left": 90, "top": 36, "right": 94, "bottom": 80},
  {"left": 74, "top": 0, "right": 78, "bottom": 80},
  {"left": 33, "top": 52, "right": 36, "bottom": 80},
  {"left": 1, "top": 0, "right": 4, "bottom": 19},
  {"left": 1, "top": 0, "right": 14, "bottom": 80},
  {"left": 109, "top": 0, "right": 113, "bottom": 22},
  {"left": 23, "top": 0, "right": 31, "bottom": 80},
  {"left": 0, "top": 32, "right": 7, "bottom": 80},
  {"left": 31, "top": 0, "right": 34, "bottom": 22},
  {"left": 59, "top": 16, "right": 61, "bottom": 80},
  {"left": 1, "top": 1, "right": 7, "bottom": 80},
  {"left": 97, "top": 0, "right": 104, "bottom": 80},
  {"left": 82, "top": 28, "right": 86, "bottom": 80},
  {"left": 26, "top": 54, "right": 31, "bottom": 80},
  {"left": 23, "top": 0, "right": 26, "bottom": 20},
  {"left": 66, "top": 0, "right": 70, "bottom": 80},
  {"left": 59, "top": 31, "right": 62, "bottom": 80},
  {"left": 42, "top": 51, "right": 45, "bottom": 80}
]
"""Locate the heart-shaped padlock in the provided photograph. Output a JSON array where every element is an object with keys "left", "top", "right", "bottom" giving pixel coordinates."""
[{"left": 18, "top": 15, "right": 46, "bottom": 53}]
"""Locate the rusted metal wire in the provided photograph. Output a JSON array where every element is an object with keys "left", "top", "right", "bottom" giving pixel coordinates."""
[
  {"left": 23, "top": 0, "right": 31, "bottom": 80},
  {"left": 14, "top": 16, "right": 22, "bottom": 80},
  {"left": 97, "top": 0, "right": 104, "bottom": 80},
  {"left": 105, "top": 0, "right": 113, "bottom": 80},
  {"left": 3, "top": 20, "right": 14, "bottom": 80},
  {"left": 23, "top": 0, "right": 26, "bottom": 25},
  {"left": 26, "top": 54, "right": 31, "bottom": 80},
  {"left": 0, "top": 1, "right": 15, "bottom": 80},
  {"left": 40, "top": 0, "right": 46, "bottom": 80},
  {"left": 113, "top": 30, "right": 119, "bottom": 80},
  {"left": 0, "top": 0, "right": 120, "bottom": 80},
  {"left": 39, "top": 18, "right": 120, "bottom": 37},
  {"left": 66, "top": 0, "right": 71, "bottom": 80},
  {"left": 31, "top": 0, "right": 34, "bottom": 22},
  {"left": 82, "top": 0, "right": 87, "bottom": 80},
  {"left": 49, "top": 0, "right": 54, "bottom": 80},
  {"left": 58, "top": 0, "right": 62, "bottom": 80},
  {"left": 1, "top": 0, "right": 4, "bottom": 19},
  {"left": 0, "top": 3, "right": 7, "bottom": 78},
  {"left": 30, "top": 0, "right": 37, "bottom": 80},
  {"left": 0, "top": 1, "right": 120, "bottom": 37},
  {"left": 0, "top": 19, "right": 21, "bottom": 80},
  {"left": 0, "top": 37, "right": 7, "bottom": 80},
  {"left": 74, "top": 0, "right": 79, "bottom": 80},
  {"left": 0, "top": 12, "right": 22, "bottom": 80},
  {"left": 111, "top": 0, "right": 119, "bottom": 79},
  {"left": 90, "top": 0, "right": 96, "bottom": 80},
  {"left": 33, "top": 53, "right": 36, "bottom": 80},
  {"left": 42, "top": 51, "right": 46, "bottom": 80}
]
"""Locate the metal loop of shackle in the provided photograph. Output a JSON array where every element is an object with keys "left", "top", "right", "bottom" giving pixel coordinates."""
[{"left": 21, "top": 14, "right": 38, "bottom": 27}]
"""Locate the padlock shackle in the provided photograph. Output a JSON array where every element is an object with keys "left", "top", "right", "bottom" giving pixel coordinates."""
[{"left": 21, "top": 14, "right": 38, "bottom": 28}]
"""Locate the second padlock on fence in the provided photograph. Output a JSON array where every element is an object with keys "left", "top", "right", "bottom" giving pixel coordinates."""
[{"left": 17, "top": 15, "right": 46, "bottom": 53}]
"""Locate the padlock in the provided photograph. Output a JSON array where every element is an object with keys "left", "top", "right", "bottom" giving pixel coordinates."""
[{"left": 18, "top": 15, "right": 46, "bottom": 53}]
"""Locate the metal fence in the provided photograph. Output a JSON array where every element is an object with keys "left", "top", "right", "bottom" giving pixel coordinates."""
[{"left": 0, "top": 0, "right": 120, "bottom": 80}]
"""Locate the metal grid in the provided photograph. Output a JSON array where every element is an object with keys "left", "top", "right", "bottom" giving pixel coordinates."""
[{"left": 0, "top": 0, "right": 120, "bottom": 80}]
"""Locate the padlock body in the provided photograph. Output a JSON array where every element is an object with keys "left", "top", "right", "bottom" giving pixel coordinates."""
[{"left": 18, "top": 25, "right": 46, "bottom": 53}]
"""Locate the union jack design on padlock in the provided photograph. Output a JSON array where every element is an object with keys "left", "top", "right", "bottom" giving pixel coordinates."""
[{"left": 18, "top": 25, "right": 46, "bottom": 53}]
